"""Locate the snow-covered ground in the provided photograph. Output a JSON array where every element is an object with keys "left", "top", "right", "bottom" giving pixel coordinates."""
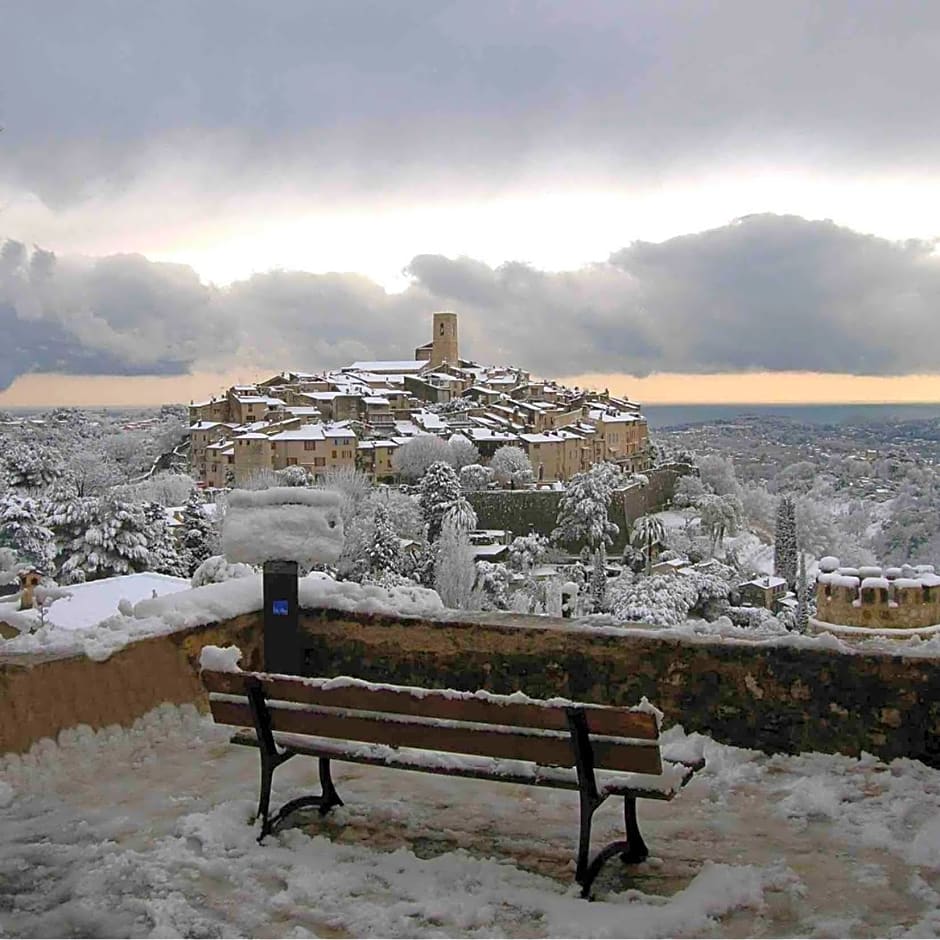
[{"left": 2, "top": 704, "right": 938, "bottom": 938}]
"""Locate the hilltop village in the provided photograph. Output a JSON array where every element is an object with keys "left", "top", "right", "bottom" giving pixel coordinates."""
[{"left": 188, "top": 312, "right": 651, "bottom": 488}]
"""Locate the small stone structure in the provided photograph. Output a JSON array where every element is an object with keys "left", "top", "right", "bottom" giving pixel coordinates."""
[{"left": 815, "top": 556, "right": 940, "bottom": 630}]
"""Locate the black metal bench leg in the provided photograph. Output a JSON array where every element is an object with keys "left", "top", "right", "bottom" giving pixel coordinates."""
[
  {"left": 318, "top": 758, "right": 344, "bottom": 814},
  {"left": 576, "top": 787, "right": 595, "bottom": 886},
  {"left": 622, "top": 796, "right": 649, "bottom": 863}
]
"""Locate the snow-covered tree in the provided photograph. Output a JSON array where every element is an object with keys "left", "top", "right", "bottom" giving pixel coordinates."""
[
  {"left": 473, "top": 560, "right": 511, "bottom": 610},
  {"left": 0, "top": 494, "right": 55, "bottom": 571},
  {"left": 367, "top": 505, "right": 403, "bottom": 576},
  {"left": 448, "top": 434, "right": 480, "bottom": 470},
  {"left": 672, "top": 474, "right": 707, "bottom": 509},
  {"left": 459, "top": 463, "right": 493, "bottom": 492},
  {"left": 774, "top": 495, "right": 798, "bottom": 589},
  {"left": 418, "top": 461, "right": 462, "bottom": 542},
  {"left": 507, "top": 533, "right": 549, "bottom": 573},
  {"left": 393, "top": 435, "right": 452, "bottom": 482},
  {"left": 434, "top": 520, "right": 476, "bottom": 609},
  {"left": 442, "top": 496, "right": 478, "bottom": 534},
  {"left": 2, "top": 442, "right": 63, "bottom": 492},
  {"left": 795, "top": 551, "right": 809, "bottom": 633},
  {"left": 276, "top": 465, "right": 311, "bottom": 487},
  {"left": 143, "top": 502, "right": 187, "bottom": 577},
  {"left": 590, "top": 544, "right": 608, "bottom": 611},
  {"left": 699, "top": 494, "right": 742, "bottom": 547},
  {"left": 490, "top": 446, "right": 534, "bottom": 487},
  {"left": 179, "top": 492, "right": 213, "bottom": 576},
  {"left": 631, "top": 514, "right": 666, "bottom": 574},
  {"left": 695, "top": 455, "right": 739, "bottom": 497},
  {"left": 552, "top": 461, "right": 624, "bottom": 550},
  {"left": 65, "top": 446, "right": 122, "bottom": 497},
  {"left": 59, "top": 497, "right": 151, "bottom": 582},
  {"left": 607, "top": 569, "right": 730, "bottom": 626}
]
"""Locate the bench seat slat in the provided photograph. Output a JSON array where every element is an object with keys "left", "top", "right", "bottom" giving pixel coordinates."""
[
  {"left": 228, "top": 728, "right": 695, "bottom": 800},
  {"left": 210, "top": 698, "right": 664, "bottom": 775},
  {"left": 202, "top": 669, "right": 659, "bottom": 741}
]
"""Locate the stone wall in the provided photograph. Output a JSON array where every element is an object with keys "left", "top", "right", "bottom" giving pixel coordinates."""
[
  {"left": 467, "top": 465, "right": 690, "bottom": 552},
  {"left": 297, "top": 608, "right": 940, "bottom": 767},
  {"left": 3, "top": 602, "right": 937, "bottom": 769},
  {"left": 0, "top": 613, "right": 263, "bottom": 755}
]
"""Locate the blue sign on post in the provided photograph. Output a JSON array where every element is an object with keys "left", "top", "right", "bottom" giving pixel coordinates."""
[{"left": 272, "top": 599, "right": 289, "bottom": 616}]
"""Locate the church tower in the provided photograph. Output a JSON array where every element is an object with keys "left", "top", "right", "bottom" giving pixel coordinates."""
[{"left": 430, "top": 311, "right": 459, "bottom": 367}]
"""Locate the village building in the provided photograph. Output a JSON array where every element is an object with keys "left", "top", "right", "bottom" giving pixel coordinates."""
[{"left": 187, "top": 312, "right": 652, "bottom": 486}]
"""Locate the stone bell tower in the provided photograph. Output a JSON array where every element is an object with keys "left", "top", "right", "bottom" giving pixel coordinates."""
[{"left": 430, "top": 311, "right": 459, "bottom": 368}]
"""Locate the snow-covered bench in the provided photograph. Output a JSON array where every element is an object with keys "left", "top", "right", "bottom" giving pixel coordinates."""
[{"left": 200, "top": 662, "right": 704, "bottom": 898}]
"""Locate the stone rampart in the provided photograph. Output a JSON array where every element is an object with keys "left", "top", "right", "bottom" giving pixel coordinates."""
[{"left": 2, "top": 604, "right": 937, "bottom": 769}]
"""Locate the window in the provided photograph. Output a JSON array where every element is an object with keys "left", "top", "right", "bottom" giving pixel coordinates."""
[
  {"left": 304, "top": 440, "right": 316, "bottom": 451},
  {"left": 440, "top": 322, "right": 445, "bottom": 335},
  {"left": 314, "top": 457, "right": 326, "bottom": 467},
  {"left": 332, "top": 450, "right": 337, "bottom": 459},
  {"left": 287, "top": 457, "right": 298, "bottom": 466}
]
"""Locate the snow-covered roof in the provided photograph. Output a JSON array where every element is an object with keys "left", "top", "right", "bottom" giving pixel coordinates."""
[
  {"left": 741, "top": 576, "right": 787, "bottom": 589},
  {"left": 269, "top": 427, "right": 326, "bottom": 442},
  {"left": 348, "top": 360, "right": 425, "bottom": 373},
  {"left": 363, "top": 397, "right": 390, "bottom": 406}
]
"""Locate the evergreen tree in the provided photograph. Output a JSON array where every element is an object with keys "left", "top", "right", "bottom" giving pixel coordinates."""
[
  {"left": 59, "top": 497, "right": 150, "bottom": 582},
  {"left": 47, "top": 485, "right": 99, "bottom": 579},
  {"left": 180, "top": 491, "right": 213, "bottom": 576},
  {"left": 366, "top": 505, "right": 403, "bottom": 576},
  {"left": 143, "top": 501, "right": 187, "bottom": 577},
  {"left": 590, "top": 544, "right": 608, "bottom": 612},
  {"left": 774, "top": 495, "right": 798, "bottom": 589},
  {"left": 433, "top": 520, "right": 476, "bottom": 609},
  {"left": 0, "top": 493, "right": 55, "bottom": 571},
  {"left": 418, "top": 461, "right": 462, "bottom": 542},
  {"left": 552, "top": 461, "right": 624, "bottom": 550},
  {"left": 795, "top": 551, "right": 810, "bottom": 633}
]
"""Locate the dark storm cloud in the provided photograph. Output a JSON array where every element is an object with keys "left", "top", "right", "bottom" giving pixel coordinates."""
[
  {"left": 2, "top": 1, "right": 940, "bottom": 204},
  {"left": 2, "top": 215, "right": 939, "bottom": 389}
]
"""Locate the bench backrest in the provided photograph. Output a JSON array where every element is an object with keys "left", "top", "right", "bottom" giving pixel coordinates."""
[{"left": 202, "top": 669, "right": 663, "bottom": 776}]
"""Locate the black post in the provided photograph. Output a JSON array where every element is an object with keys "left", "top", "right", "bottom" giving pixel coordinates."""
[{"left": 263, "top": 559, "right": 299, "bottom": 673}]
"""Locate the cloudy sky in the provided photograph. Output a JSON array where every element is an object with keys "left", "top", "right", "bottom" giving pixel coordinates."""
[{"left": 2, "top": 0, "right": 940, "bottom": 406}]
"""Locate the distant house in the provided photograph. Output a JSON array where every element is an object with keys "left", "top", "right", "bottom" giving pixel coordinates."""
[
  {"left": 651, "top": 557, "right": 692, "bottom": 577},
  {"left": 738, "top": 575, "right": 788, "bottom": 610}
]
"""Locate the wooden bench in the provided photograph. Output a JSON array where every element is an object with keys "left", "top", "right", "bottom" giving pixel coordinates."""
[{"left": 201, "top": 665, "right": 703, "bottom": 898}]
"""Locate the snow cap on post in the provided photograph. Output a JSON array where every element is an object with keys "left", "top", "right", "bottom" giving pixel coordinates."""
[{"left": 222, "top": 487, "right": 344, "bottom": 568}]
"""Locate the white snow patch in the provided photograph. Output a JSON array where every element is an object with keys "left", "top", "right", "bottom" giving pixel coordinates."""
[
  {"left": 222, "top": 487, "right": 345, "bottom": 568},
  {"left": 199, "top": 645, "right": 243, "bottom": 673}
]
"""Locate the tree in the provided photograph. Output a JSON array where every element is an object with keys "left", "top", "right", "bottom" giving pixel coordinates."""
[
  {"left": 2, "top": 442, "right": 63, "bottom": 492},
  {"left": 795, "top": 551, "right": 810, "bottom": 633},
  {"left": 276, "top": 465, "right": 311, "bottom": 487},
  {"left": 0, "top": 494, "right": 55, "bottom": 571},
  {"left": 448, "top": 434, "right": 480, "bottom": 470},
  {"left": 774, "top": 495, "right": 798, "bottom": 589},
  {"left": 459, "top": 463, "right": 493, "bottom": 492},
  {"left": 507, "top": 533, "right": 549, "bottom": 573},
  {"left": 698, "top": 494, "right": 741, "bottom": 547},
  {"left": 392, "top": 435, "right": 452, "bottom": 482},
  {"left": 695, "top": 455, "right": 739, "bottom": 497},
  {"left": 418, "top": 461, "right": 462, "bottom": 542},
  {"left": 191, "top": 554, "right": 256, "bottom": 588},
  {"left": 473, "top": 560, "right": 511, "bottom": 610},
  {"left": 590, "top": 544, "right": 608, "bottom": 612},
  {"left": 59, "top": 497, "right": 151, "bottom": 582},
  {"left": 179, "top": 492, "right": 213, "bottom": 576},
  {"left": 442, "top": 496, "right": 478, "bottom": 534},
  {"left": 631, "top": 514, "right": 666, "bottom": 575},
  {"left": 366, "top": 505, "right": 403, "bottom": 576},
  {"left": 490, "top": 446, "right": 534, "bottom": 487},
  {"left": 552, "top": 461, "right": 624, "bottom": 550},
  {"left": 143, "top": 501, "right": 187, "bottom": 577},
  {"left": 433, "top": 520, "right": 476, "bottom": 609},
  {"left": 672, "top": 474, "right": 707, "bottom": 509}
]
